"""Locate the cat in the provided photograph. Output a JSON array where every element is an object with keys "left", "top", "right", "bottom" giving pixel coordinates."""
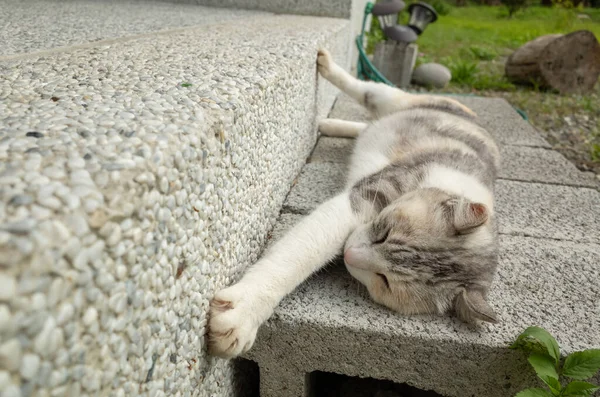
[{"left": 208, "top": 48, "right": 500, "bottom": 359}]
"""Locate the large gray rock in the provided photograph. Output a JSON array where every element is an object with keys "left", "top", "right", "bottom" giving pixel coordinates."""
[{"left": 412, "top": 62, "right": 452, "bottom": 88}]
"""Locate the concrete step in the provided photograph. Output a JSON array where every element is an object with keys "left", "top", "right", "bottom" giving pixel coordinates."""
[
  {"left": 0, "top": 0, "right": 269, "bottom": 57},
  {"left": 164, "top": 0, "right": 364, "bottom": 18},
  {"left": 0, "top": 10, "right": 350, "bottom": 397},
  {"left": 244, "top": 94, "right": 600, "bottom": 397}
]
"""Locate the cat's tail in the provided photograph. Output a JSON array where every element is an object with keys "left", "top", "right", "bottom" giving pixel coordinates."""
[{"left": 318, "top": 119, "right": 368, "bottom": 138}]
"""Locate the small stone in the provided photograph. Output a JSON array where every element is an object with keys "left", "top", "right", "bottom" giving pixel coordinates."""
[
  {"left": 9, "top": 194, "right": 33, "bottom": 206},
  {"left": 159, "top": 177, "right": 169, "bottom": 193},
  {"left": 26, "top": 131, "right": 44, "bottom": 138},
  {"left": 84, "top": 199, "right": 100, "bottom": 213},
  {"left": 106, "top": 225, "right": 122, "bottom": 246},
  {"left": 0, "top": 370, "right": 9, "bottom": 389},
  {"left": 67, "top": 157, "right": 85, "bottom": 169},
  {"left": 3, "top": 384, "right": 21, "bottom": 397},
  {"left": 83, "top": 307, "right": 98, "bottom": 326},
  {"left": 67, "top": 214, "right": 89, "bottom": 235},
  {"left": 88, "top": 209, "right": 108, "bottom": 229},
  {"left": 0, "top": 274, "right": 17, "bottom": 301},
  {"left": 119, "top": 112, "right": 135, "bottom": 120},
  {"left": 56, "top": 303, "right": 74, "bottom": 325},
  {"left": 38, "top": 196, "right": 62, "bottom": 209},
  {"left": 0, "top": 339, "right": 22, "bottom": 371},
  {"left": 412, "top": 63, "right": 452, "bottom": 88},
  {"left": 20, "top": 353, "right": 41, "bottom": 379},
  {"left": 0, "top": 306, "right": 10, "bottom": 332},
  {"left": 31, "top": 293, "right": 46, "bottom": 310},
  {"left": 34, "top": 318, "right": 56, "bottom": 357},
  {"left": 0, "top": 218, "right": 36, "bottom": 234}
]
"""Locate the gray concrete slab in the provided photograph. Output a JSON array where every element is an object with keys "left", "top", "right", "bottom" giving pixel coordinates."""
[
  {"left": 328, "top": 94, "right": 371, "bottom": 122},
  {"left": 283, "top": 162, "right": 347, "bottom": 214},
  {"left": 309, "top": 136, "right": 354, "bottom": 164},
  {"left": 457, "top": 96, "right": 551, "bottom": 148},
  {"left": 496, "top": 180, "right": 600, "bottom": 244},
  {"left": 309, "top": 137, "right": 598, "bottom": 188},
  {"left": 247, "top": 229, "right": 600, "bottom": 397},
  {"left": 283, "top": 160, "right": 600, "bottom": 243},
  {"left": 327, "top": 94, "right": 551, "bottom": 148},
  {"left": 0, "top": 0, "right": 267, "bottom": 56},
  {"left": 500, "top": 145, "right": 598, "bottom": 188}
]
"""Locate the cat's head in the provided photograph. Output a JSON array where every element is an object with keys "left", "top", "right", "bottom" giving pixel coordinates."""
[{"left": 344, "top": 187, "right": 499, "bottom": 324}]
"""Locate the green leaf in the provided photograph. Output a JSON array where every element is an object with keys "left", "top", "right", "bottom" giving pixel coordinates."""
[
  {"left": 562, "top": 381, "right": 600, "bottom": 396},
  {"left": 528, "top": 353, "right": 560, "bottom": 385},
  {"left": 545, "top": 377, "right": 562, "bottom": 396},
  {"left": 514, "top": 388, "right": 554, "bottom": 397},
  {"left": 562, "top": 350, "right": 600, "bottom": 380},
  {"left": 511, "top": 327, "right": 561, "bottom": 365}
]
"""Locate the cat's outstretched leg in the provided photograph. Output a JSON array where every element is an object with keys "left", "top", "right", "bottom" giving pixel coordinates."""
[
  {"left": 317, "top": 49, "right": 476, "bottom": 118},
  {"left": 208, "top": 193, "right": 360, "bottom": 358},
  {"left": 319, "top": 119, "right": 368, "bottom": 138},
  {"left": 317, "top": 49, "right": 407, "bottom": 117}
]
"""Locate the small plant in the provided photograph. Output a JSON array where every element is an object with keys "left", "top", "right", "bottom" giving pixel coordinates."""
[
  {"left": 590, "top": 143, "right": 600, "bottom": 162},
  {"left": 447, "top": 58, "right": 478, "bottom": 85},
  {"left": 181, "top": 82, "right": 192, "bottom": 87},
  {"left": 469, "top": 45, "right": 497, "bottom": 61},
  {"left": 511, "top": 326, "right": 600, "bottom": 397},
  {"left": 365, "top": 15, "right": 385, "bottom": 55},
  {"left": 471, "top": 74, "right": 516, "bottom": 91}
]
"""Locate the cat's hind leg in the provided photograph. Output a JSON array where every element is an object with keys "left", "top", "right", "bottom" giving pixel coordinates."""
[
  {"left": 317, "top": 49, "right": 476, "bottom": 118},
  {"left": 317, "top": 49, "right": 406, "bottom": 117},
  {"left": 319, "top": 119, "right": 368, "bottom": 138}
]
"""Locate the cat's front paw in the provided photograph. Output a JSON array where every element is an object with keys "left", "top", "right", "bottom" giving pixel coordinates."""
[
  {"left": 317, "top": 48, "right": 334, "bottom": 77},
  {"left": 208, "top": 284, "right": 263, "bottom": 358}
]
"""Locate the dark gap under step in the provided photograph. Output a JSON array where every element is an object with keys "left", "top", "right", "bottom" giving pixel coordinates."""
[{"left": 309, "top": 371, "right": 444, "bottom": 397}]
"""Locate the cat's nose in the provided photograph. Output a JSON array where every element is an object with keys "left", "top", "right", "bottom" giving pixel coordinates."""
[{"left": 344, "top": 247, "right": 359, "bottom": 266}]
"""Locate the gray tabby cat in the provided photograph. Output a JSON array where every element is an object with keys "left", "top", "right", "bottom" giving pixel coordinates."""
[{"left": 208, "top": 49, "right": 500, "bottom": 358}]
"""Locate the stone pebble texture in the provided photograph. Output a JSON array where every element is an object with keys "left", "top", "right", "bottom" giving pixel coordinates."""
[
  {"left": 0, "top": 8, "right": 351, "bottom": 397},
  {"left": 0, "top": 0, "right": 267, "bottom": 56},
  {"left": 245, "top": 94, "right": 600, "bottom": 397}
]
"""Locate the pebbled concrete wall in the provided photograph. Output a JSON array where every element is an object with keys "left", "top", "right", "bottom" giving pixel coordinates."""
[{"left": 0, "top": 15, "right": 350, "bottom": 397}]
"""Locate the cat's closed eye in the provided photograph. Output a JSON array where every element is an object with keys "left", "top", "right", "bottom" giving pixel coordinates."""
[{"left": 372, "top": 229, "right": 390, "bottom": 245}]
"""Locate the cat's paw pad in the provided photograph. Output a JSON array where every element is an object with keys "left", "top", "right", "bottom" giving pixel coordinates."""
[
  {"left": 208, "top": 286, "right": 259, "bottom": 359},
  {"left": 317, "top": 48, "right": 333, "bottom": 76}
]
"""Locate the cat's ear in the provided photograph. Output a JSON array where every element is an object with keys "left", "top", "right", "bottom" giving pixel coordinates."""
[
  {"left": 446, "top": 199, "right": 488, "bottom": 233},
  {"left": 454, "top": 289, "right": 498, "bottom": 324}
]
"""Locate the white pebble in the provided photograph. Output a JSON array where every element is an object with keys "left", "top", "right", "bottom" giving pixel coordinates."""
[
  {"left": 83, "top": 307, "right": 98, "bottom": 326},
  {"left": 0, "top": 274, "right": 17, "bottom": 302},
  {"left": 0, "top": 370, "right": 9, "bottom": 390},
  {"left": 67, "top": 157, "right": 85, "bottom": 169},
  {"left": 34, "top": 318, "right": 56, "bottom": 357},
  {"left": 20, "top": 353, "right": 41, "bottom": 379},
  {"left": 0, "top": 306, "right": 10, "bottom": 332},
  {"left": 0, "top": 338, "right": 21, "bottom": 371},
  {"left": 159, "top": 177, "right": 169, "bottom": 193},
  {"left": 3, "top": 384, "right": 21, "bottom": 397},
  {"left": 56, "top": 302, "right": 74, "bottom": 325}
]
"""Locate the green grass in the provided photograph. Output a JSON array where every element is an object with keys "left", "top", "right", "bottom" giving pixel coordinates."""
[{"left": 410, "top": 6, "right": 600, "bottom": 61}]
